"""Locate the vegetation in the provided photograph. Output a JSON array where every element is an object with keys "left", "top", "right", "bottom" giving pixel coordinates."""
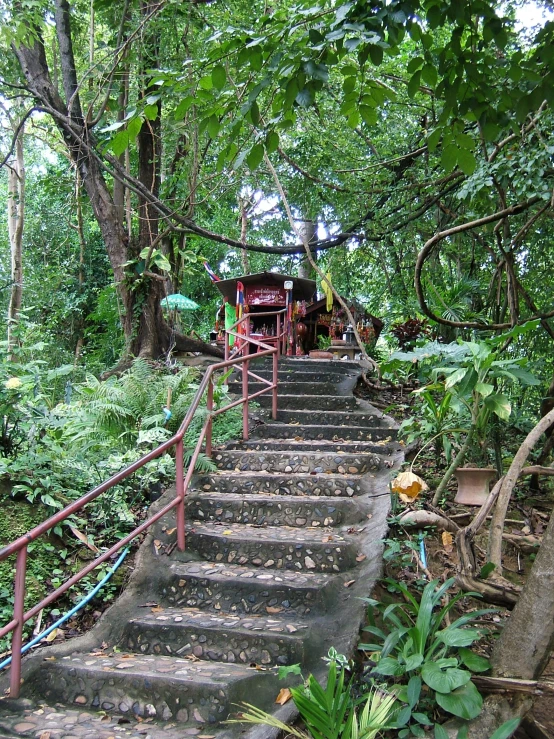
[{"left": 2, "top": 0, "right": 554, "bottom": 733}]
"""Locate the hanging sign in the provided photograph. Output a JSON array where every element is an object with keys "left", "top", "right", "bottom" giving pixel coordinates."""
[{"left": 245, "top": 285, "right": 287, "bottom": 305}]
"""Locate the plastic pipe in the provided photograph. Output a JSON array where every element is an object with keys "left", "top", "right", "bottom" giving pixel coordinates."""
[{"left": 0, "top": 547, "right": 129, "bottom": 671}]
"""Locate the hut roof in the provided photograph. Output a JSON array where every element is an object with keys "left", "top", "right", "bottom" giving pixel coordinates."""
[{"left": 215, "top": 272, "right": 316, "bottom": 305}]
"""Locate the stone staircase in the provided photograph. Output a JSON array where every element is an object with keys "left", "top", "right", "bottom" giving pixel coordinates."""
[{"left": 0, "top": 357, "right": 402, "bottom": 739}]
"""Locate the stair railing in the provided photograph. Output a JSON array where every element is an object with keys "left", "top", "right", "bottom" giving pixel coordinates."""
[{"left": 0, "top": 308, "right": 285, "bottom": 699}]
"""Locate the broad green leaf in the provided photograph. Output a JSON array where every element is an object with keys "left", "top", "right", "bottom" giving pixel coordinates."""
[
  {"left": 110, "top": 130, "right": 129, "bottom": 156},
  {"left": 198, "top": 75, "right": 213, "bottom": 90},
  {"left": 246, "top": 143, "right": 264, "bottom": 171},
  {"left": 368, "top": 45, "right": 383, "bottom": 65},
  {"left": 405, "top": 653, "right": 424, "bottom": 671},
  {"left": 436, "top": 628, "right": 481, "bottom": 647},
  {"left": 212, "top": 64, "right": 227, "bottom": 90},
  {"left": 266, "top": 130, "right": 279, "bottom": 153},
  {"left": 374, "top": 656, "right": 404, "bottom": 676},
  {"left": 480, "top": 562, "right": 496, "bottom": 579},
  {"left": 484, "top": 393, "right": 511, "bottom": 421},
  {"left": 296, "top": 87, "right": 314, "bottom": 108},
  {"left": 435, "top": 681, "right": 483, "bottom": 720},
  {"left": 421, "top": 662, "right": 471, "bottom": 693},
  {"left": 475, "top": 382, "right": 494, "bottom": 398},
  {"left": 407, "top": 675, "right": 421, "bottom": 708},
  {"left": 444, "top": 367, "right": 468, "bottom": 389},
  {"left": 441, "top": 144, "right": 458, "bottom": 171},
  {"left": 489, "top": 718, "right": 520, "bottom": 739},
  {"left": 421, "top": 63, "right": 438, "bottom": 87},
  {"left": 207, "top": 115, "right": 220, "bottom": 139},
  {"left": 427, "top": 127, "right": 442, "bottom": 151},
  {"left": 174, "top": 96, "right": 194, "bottom": 121},
  {"left": 144, "top": 104, "right": 158, "bottom": 121},
  {"left": 434, "top": 725, "right": 449, "bottom": 739},
  {"left": 456, "top": 133, "right": 474, "bottom": 149},
  {"left": 127, "top": 117, "right": 142, "bottom": 142},
  {"left": 457, "top": 148, "right": 477, "bottom": 175},
  {"left": 458, "top": 648, "right": 491, "bottom": 673},
  {"left": 407, "top": 70, "right": 421, "bottom": 98}
]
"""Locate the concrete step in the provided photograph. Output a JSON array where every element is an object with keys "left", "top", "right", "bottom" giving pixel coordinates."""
[
  {"left": 195, "top": 471, "right": 365, "bottom": 497},
  {"left": 228, "top": 381, "right": 350, "bottom": 396},
  {"left": 123, "top": 607, "right": 308, "bottom": 666},
  {"left": 212, "top": 449, "right": 381, "bottom": 474},
  {"left": 163, "top": 561, "right": 337, "bottom": 616},
  {"left": 0, "top": 700, "right": 191, "bottom": 739},
  {"left": 252, "top": 357, "right": 361, "bottom": 372},
  {"left": 186, "top": 522, "right": 358, "bottom": 573},
  {"left": 251, "top": 423, "right": 397, "bottom": 441},
  {"left": 235, "top": 368, "right": 349, "bottom": 382},
  {"left": 187, "top": 492, "right": 361, "bottom": 527},
  {"left": 226, "top": 438, "right": 400, "bottom": 455},
  {"left": 254, "top": 393, "right": 359, "bottom": 410},
  {"left": 31, "top": 651, "right": 264, "bottom": 725},
  {"left": 275, "top": 409, "right": 393, "bottom": 427}
]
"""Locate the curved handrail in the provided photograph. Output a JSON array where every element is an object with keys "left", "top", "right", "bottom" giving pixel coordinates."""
[{"left": 0, "top": 310, "right": 285, "bottom": 697}]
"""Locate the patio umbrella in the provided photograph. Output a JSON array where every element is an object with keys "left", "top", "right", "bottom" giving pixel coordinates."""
[{"left": 161, "top": 293, "right": 200, "bottom": 311}]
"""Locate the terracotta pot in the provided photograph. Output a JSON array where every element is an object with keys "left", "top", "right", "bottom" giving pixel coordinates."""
[
  {"left": 309, "top": 350, "right": 334, "bottom": 359},
  {"left": 454, "top": 467, "right": 496, "bottom": 506}
]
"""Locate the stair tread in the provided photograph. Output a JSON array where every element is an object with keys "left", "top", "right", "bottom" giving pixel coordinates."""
[
  {"left": 196, "top": 469, "right": 364, "bottom": 480},
  {"left": 171, "top": 560, "right": 334, "bottom": 586},
  {"left": 191, "top": 490, "right": 355, "bottom": 502},
  {"left": 189, "top": 521, "right": 352, "bottom": 544},
  {"left": 128, "top": 606, "right": 309, "bottom": 635},
  {"left": 51, "top": 650, "right": 257, "bottom": 684}
]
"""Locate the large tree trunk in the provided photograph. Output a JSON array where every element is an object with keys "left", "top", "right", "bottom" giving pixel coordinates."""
[
  {"left": 13, "top": 3, "right": 220, "bottom": 360},
  {"left": 7, "top": 125, "right": 25, "bottom": 357}
]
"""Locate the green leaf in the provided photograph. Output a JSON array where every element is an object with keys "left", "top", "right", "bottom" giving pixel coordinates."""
[
  {"left": 444, "top": 367, "right": 468, "bottom": 389},
  {"left": 421, "top": 63, "right": 437, "bottom": 87},
  {"left": 407, "top": 675, "right": 422, "bottom": 708},
  {"left": 368, "top": 45, "right": 383, "bottom": 66},
  {"left": 249, "top": 47, "right": 263, "bottom": 72},
  {"left": 456, "top": 133, "right": 474, "bottom": 150},
  {"left": 458, "top": 648, "right": 491, "bottom": 673},
  {"left": 421, "top": 662, "right": 471, "bottom": 693},
  {"left": 110, "top": 130, "right": 129, "bottom": 156},
  {"left": 374, "top": 656, "right": 404, "bottom": 676},
  {"left": 360, "top": 105, "right": 377, "bottom": 126},
  {"left": 475, "top": 382, "right": 494, "bottom": 398},
  {"left": 127, "top": 117, "right": 142, "bottom": 142},
  {"left": 427, "top": 127, "right": 442, "bottom": 152},
  {"left": 266, "top": 130, "right": 279, "bottom": 153},
  {"left": 144, "top": 104, "right": 158, "bottom": 121},
  {"left": 480, "top": 562, "right": 496, "bottom": 579},
  {"left": 405, "top": 653, "right": 424, "bottom": 671},
  {"left": 207, "top": 115, "right": 220, "bottom": 139},
  {"left": 212, "top": 64, "right": 227, "bottom": 90},
  {"left": 296, "top": 87, "right": 314, "bottom": 108},
  {"left": 250, "top": 101, "right": 260, "bottom": 126},
  {"left": 278, "top": 663, "right": 302, "bottom": 679},
  {"left": 489, "top": 718, "right": 520, "bottom": 739},
  {"left": 441, "top": 144, "right": 458, "bottom": 171},
  {"left": 484, "top": 393, "right": 511, "bottom": 421},
  {"left": 407, "top": 70, "right": 421, "bottom": 98},
  {"left": 436, "top": 628, "right": 481, "bottom": 647},
  {"left": 434, "top": 725, "right": 450, "bottom": 739},
  {"left": 199, "top": 75, "right": 213, "bottom": 90},
  {"left": 246, "top": 143, "right": 264, "bottom": 171},
  {"left": 175, "top": 96, "right": 194, "bottom": 121},
  {"left": 407, "top": 57, "right": 424, "bottom": 74},
  {"left": 457, "top": 148, "right": 477, "bottom": 175},
  {"left": 435, "top": 681, "right": 483, "bottom": 720}
]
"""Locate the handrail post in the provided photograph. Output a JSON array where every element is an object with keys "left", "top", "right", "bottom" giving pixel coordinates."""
[
  {"left": 206, "top": 377, "right": 214, "bottom": 457},
  {"left": 272, "top": 346, "right": 278, "bottom": 420},
  {"left": 10, "top": 545, "right": 27, "bottom": 697},
  {"left": 242, "top": 318, "right": 250, "bottom": 441},
  {"left": 175, "top": 439, "right": 185, "bottom": 551},
  {"left": 276, "top": 313, "right": 281, "bottom": 357}
]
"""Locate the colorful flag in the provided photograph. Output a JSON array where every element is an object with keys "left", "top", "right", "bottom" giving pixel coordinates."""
[
  {"left": 323, "top": 272, "right": 333, "bottom": 312},
  {"left": 203, "top": 261, "right": 221, "bottom": 282}
]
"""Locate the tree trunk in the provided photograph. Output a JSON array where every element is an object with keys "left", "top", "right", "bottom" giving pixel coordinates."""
[
  {"left": 297, "top": 219, "right": 317, "bottom": 279},
  {"left": 14, "top": 5, "right": 218, "bottom": 360},
  {"left": 7, "top": 126, "right": 25, "bottom": 357}
]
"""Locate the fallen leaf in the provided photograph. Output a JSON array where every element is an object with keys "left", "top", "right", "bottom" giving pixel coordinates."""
[
  {"left": 266, "top": 606, "right": 283, "bottom": 614},
  {"left": 391, "top": 470, "right": 428, "bottom": 499},
  {"left": 39, "top": 731, "right": 51, "bottom": 738},
  {"left": 344, "top": 580, "right": 356, "bottom": 588},
  {"left": 150, "top": 606, "right": 164, "bottom": 613},
  {"left": 69, "top": 526, "right": 99, "bottom": 553},
  {"left": 44, "top": 628, "right": 60, "bottom": 643},
  {"left": 275, "top": 688, "right": 293, "bottom": 705},
  {"left": 356, "top": 554, "right": 366, "bottom": 562},
  {"left": 442, "top": 531, "right": 454, "bottom": 553},
  {"left": 166, "top": 527, "right": 176, "bottom": 536},
  {"left": 153, "top": 539, "right": 164, "bottom": 554}
]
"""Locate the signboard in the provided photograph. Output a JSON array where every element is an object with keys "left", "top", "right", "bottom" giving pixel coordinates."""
[
  {"left": 317, "top": 312, "right": 332, "bottom": 326},
  {"left": 245, "top": 285, "right": 287, "bottom": 306}
]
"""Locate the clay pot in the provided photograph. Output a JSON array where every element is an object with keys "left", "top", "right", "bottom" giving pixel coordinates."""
[
  {"left": 454, "top": 467, "right": 496, "bottom": 506},
  {"left": 309, "top": 350, "right": 334, "bottom": 359}
]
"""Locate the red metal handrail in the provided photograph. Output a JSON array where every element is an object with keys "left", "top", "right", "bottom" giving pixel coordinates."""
[{"left": 0, "top": 309, "right": 286, "bottom": 697}]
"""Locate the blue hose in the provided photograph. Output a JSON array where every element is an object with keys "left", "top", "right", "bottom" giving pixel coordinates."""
[
  {"left": 0, "top": 547, "right": 129, "bottom": 671},
  {"left": 418, "top": 533, "right": 427, "bottom": 572}
]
